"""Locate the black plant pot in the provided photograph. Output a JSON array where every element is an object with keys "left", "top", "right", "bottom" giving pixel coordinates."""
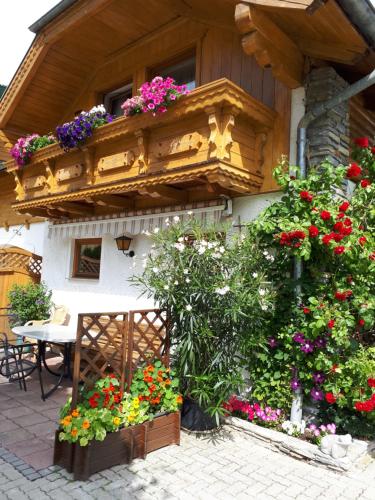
[{"left": 181, "top": 397, "right": 218, "bottom": 431}]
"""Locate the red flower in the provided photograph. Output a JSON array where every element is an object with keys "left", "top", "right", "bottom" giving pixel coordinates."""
[
  {"left": 333, "top": 233, "right": 344, "bottom": 242},
  {"left": 333, "top": 222, "right": 344, "bottom": 233},
  {"left": 341, "top": 227, "right": 352, "bottom": 236},
  {"left": 320, "top": 210, "right": 331, "bottom": 221},
  {"left": 308, "top": 225, "right": 319, "bottom": 238},
  {"left": 368, "top": 378, "right": 375, "bottom": 388},
  {"left": 322, "top": 234, "right": 333, "bottom": 245},
  {"left": 300, "top": 191, "right": 313, "bottom": 202},
  {"left": 371, "top": 147, "right": 375, "bottom": 154},
  {"left": 358, "top": 236, "right": 367, "bottom": 246},
  {"left": 360, "top": 179, "right": 371, "bottom": 188},
  {"left": 330, "top": 364, "right": 339, "bottom": 373},
  {"left": 303, "top": 307, "right": 311, "bottom": 314},
  {"left": 335, "top": 290, "right": 352, "bottom": 301},
  {"left": 334, "top": 246, "right": 345, "bottom": 255},
  {"left": 336, "top": 213, "right": 344, "bottom": 219},
  {"left": 370, "top": 253, "right": 375, "bottom": 261},
  {"left": 358, "top": 319, "right": 365, "bottom": 327},
  {"left": 346, "top": 163, "right": 362, "bottom": 179},
  {"left": 339, "top": 201, "right": 350, "bottom": 212},
  {"left": 353, "top": 137, "right": 369, "bottom": 148},
  {"left": 327, "top": 320, "right": 335, "bottom": 329},
  {"left": 343, "top": 217, "right": 352, "bottom": 227},
  {"left": 290, "top": 175, "right": 296, "bottom": 180},
  {"left": 325, "top": 392, "right": 336, "bottom": 404}
]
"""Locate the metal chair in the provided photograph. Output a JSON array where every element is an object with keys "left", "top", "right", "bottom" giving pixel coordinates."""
[{"left": 0, "top": 332, "right": 36, "bottom": 391}]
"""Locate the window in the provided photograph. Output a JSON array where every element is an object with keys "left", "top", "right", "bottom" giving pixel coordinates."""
[
  {"left": 103, "top": 82, "right": 133, "bottom": 117},
  {"left": 151, "top": 53, "right": 196, "bottom": 91},
  {"left": 73, "top": 238, "right": 102, "bottom": 279}
]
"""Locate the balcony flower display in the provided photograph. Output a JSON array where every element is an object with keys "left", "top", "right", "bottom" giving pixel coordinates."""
[
  {"left": 121, "top": 76, "right": 188, "bottom": 117},
  {"left": 10, "top": 133, "right": 55, "bottom": 167},
  {"left": 56, "top": 105, "right": 113, "bottom": 151}
]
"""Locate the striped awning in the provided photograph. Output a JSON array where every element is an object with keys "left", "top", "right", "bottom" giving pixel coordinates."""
[{"left": 48, "top": 200, "right": 228, "bottom": 240}]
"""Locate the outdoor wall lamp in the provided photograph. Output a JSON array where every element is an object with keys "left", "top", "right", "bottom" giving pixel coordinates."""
[{"left": 115, "top": 235, "right": 135, "bottom": 257}]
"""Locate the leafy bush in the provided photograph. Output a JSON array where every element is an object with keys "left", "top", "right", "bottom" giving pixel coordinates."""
[
  {"left": 7, "top": 282, "right": 53, "bottom": 325},
  {"left": 131, "top": 218, "right": 272, "bottom": 421}
]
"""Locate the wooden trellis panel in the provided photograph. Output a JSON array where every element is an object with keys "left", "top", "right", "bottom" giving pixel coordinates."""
[
  {"left": 126, "top": 309, "right": 170, "bottom": 387},
  {"left": 71, "top": 309, "right": 170, "bottom": 407},
  {"left": 71, "top": 312, "right": 128, "bottom": 406}
]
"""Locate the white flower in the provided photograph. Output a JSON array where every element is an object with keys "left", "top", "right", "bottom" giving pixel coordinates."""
[
  {"left": 174, "top": 280, "right": 178, "bottom": 285},
  {"left": 213, "top": 253, "right": 222, "bottom": 259},
  {"left": 164, "top": 285, "right": 169, "bottom": 291},
  {"left": 259, "top": 289, "right": 266, "bottom": 296},
  {"left": 219, "top": 246, "right": 225, "bottom": 254},
  {"left": 178, "top": 237, "right": 184, "bottom": 242},
  {"left": 173, "top": 215, "right": 180, "bottom": 223},
  {"left": 200, "top": 240, "right": 208, "bottom": 247},
  {"left": 143, "top": 230, "right": 151, "bottom": 236},
  {"left": 186, "top": 278, "right": 191, "bottom": 283},
  {"left": 261, "top": 304, "right": 268, "bottom": 311},
  {"left": 252, "top": 272, "right": 258, "bottom": 278},
  {"left": 165, "top": 218, "right": 170, "bottom": 223},
  {"left": 198, "top": 246, "right": 206, "bottom": 255},
  {"left": 263, "top": 250, "right": 269, "bottom": 256},
  {"left": 183, "top": 269, "right": 189, "bottom": 275},
  {"left": 215, "top": 286, "right": 230, "bottom": 296},
  {"left": 89, "top": 104, "right": 106, "bottom": 114},
  {"left": 174, "top": 242, "right": 185, "bottom": 252},
  {"left": 153, "top": 228, "right": 160, "bottom": 234},
  {"left": 186, "top": 304, "right": 192, "bottom": 312},
  {"left": 152, "top": 267, "right": 159, "bottom": 273},
  {"left": 187, "top": 210, "right": 193, "bottom": 215}
]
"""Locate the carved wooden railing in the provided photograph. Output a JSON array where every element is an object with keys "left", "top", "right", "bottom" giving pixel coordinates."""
[
  {"left": 5, "top": 79, "right": 277, "bottom": 218},
  {"left": 71, "top": 309, "right": 170, "bottom": 406}
]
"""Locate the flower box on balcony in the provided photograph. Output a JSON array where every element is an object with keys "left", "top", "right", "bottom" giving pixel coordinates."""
[{"left": 53, "top": 411, "right": 180, "bottom": 480}]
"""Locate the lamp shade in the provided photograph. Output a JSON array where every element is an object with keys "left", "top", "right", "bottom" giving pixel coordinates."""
[{"left": 115, "top": 235, "right": 132, "bottom": 252}]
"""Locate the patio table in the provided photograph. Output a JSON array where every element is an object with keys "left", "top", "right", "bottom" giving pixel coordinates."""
[{"left": 12, "top": 325, "right": 76, "bottom": 401}]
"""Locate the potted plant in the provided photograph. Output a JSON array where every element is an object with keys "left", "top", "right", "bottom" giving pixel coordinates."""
[{"left": 54, "top": 363, "right": 182, "bottom": 480}]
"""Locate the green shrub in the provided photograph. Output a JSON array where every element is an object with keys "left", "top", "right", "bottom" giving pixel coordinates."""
[{"left": 7, "top": 282, "right": 53, "bottom": 326}]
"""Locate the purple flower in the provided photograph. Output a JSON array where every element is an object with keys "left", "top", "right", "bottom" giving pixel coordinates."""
[
  {"left": 293, "top": 332, "right": 305, "bottom": 343},
  {"left": 314, "top": 336, "right": 327, "bottom": 349},
  {"left": 290, "top": 378, "right": 301, "bottom": 391},
  {"left": 268, "top": 337, "right": 278, "bottom": 348},
  {"left": 310, "top": 387, "right": 324, "bottom": 401},
  {"left": 312, "top": 371, "right": 325, "bottom": 384},
  {"left": 301, "top": 342, "right": 314, "bottom": 354}
]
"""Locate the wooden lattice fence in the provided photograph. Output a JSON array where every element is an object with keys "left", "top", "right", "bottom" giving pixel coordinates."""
[{"left": 71, "top": 309, "right": 170, "bottom": 406}]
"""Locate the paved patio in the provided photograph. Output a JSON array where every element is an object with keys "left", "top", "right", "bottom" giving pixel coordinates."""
[{"left": 0, "top": 359, "right": 374, "bottom": 499}]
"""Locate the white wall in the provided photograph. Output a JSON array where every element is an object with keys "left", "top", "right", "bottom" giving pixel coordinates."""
[
  {"left": 42, "top": 231, "right": 154, "bottom": 327},
  {"left": 0, "top": 221, "right": 47, "bottom": 255}
]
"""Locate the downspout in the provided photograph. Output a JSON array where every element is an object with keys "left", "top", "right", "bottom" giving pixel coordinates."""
[{"left": 290, "top": 68, "right": 375, "bottom": 424}]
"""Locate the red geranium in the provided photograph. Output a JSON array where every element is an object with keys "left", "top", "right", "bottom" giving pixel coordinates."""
[
  {"left": 368, "top": 378, "right": 375, "bottom": 388},
  {"left": 360, "top": 179, "right": 371, "bottom": 188},
  {"left": 327, "top": 320, "right": 335, "bottom": 329},
  {"left": 308, "top": 225, "right": 319, "bottom": 238},
  {"left": 325, "top": 392, "right": 336, "bottom": 404},
  {"left": 346, "top": 163, "right": 362, "bottom": 179},
  {"left": 333, "top": 246, "right": 345, "bottom": 255},
  {"left": 300, "top": 190, "right": 313, "bottom": 202},
  {"left": 353, "top": 137, "right": 369, "bottom": 148},
  {"left": 322, "top": 234, "right": 333, "bottom": 245},
  {"left": 358, "top": 236, "right": 367, "bottom": 246},
  {"left": 303, "top": 307, "right": 311, "bottom": 314},
  {"left": 320, "top": 210, "right": 331, "bottom": 221},
  {"left": 339, "top": 201, "right": 350, "bottom": 212},
  {"left": 358, "top": 319, "right": 365, "bottom": 327}
]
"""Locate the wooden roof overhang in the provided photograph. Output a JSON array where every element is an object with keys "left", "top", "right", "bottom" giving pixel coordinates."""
[{"left": 6, "top": 79, "right": 276, "bottom": 221}]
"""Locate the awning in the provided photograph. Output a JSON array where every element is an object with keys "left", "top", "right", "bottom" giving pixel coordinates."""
[{"left": 48, "top": 200, "right": 228, "bottom": 240}]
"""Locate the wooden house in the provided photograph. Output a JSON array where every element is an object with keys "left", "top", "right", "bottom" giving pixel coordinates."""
[{"left": 0, "top": 0, "right": 373, "bottom": 321}]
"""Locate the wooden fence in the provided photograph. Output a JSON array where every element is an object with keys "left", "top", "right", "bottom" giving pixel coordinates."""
[{"left": 71, "top": 309, "right": 170, "bottom": 406}]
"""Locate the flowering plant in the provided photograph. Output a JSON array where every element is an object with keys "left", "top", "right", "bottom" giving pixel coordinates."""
[
  {"left": 10, "top": 134, "right": 55, "bottom": 167},
  {"left": 223, "top": 395, "right": 283, "bottom": 429},
  {"left": 130, "top": 360, "right": 182, "bottom": 414},
  {"left": 305, "top": 422, "right": 336, "bottom": 445},
  {"left": 7, "top": 282, "right": 52, "bottom": 326},
  {"left": 56, "top": 105, "right": 113, "bottom": 151},
  {"left": 131, "top": 218, "right": 271, "bottom": 422},
  {"left": 121, "top": 76, "right": 188, "bottom": 117}
]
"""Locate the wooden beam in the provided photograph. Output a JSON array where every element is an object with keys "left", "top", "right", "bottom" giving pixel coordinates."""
[
  {"left": 92, "top": 194, "right": 134, "bottom": 209},
  {"left": 235, "top": 3, "right": 255, "bottom": 34},
  {"left": 138, "top": 185, "right": 187, "bottom": 202},
  {"left": 239, "top": 0, "right": 314, "bottom": 9},
  {"left": 56, "top": 202, "right": 95, "bottom": 216},
  {"left": 298, "top": 39, "right": 363, "bottom": 64}
]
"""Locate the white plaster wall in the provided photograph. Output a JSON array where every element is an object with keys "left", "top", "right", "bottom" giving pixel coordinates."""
[
  {"left": 42, "top": 231, "right": 154, "bottom": 327},
  {"left": 0, "top": 221, "right": 47, "bottom": 255}
]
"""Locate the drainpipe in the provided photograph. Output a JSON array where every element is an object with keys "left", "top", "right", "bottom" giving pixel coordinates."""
[{"left": 290, "top": 68, "right": 375, "bottom": 424}]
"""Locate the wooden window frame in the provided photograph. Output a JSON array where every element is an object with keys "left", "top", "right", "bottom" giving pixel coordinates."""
[
  {"left": 148, "top": 48, "right": 198, "bottom": 88},
  {"left": 72, "top": 238, "right": 102, "bottom": 280},
  {"left": 103, "top": 81, "right": 133, "bottom": 116}
]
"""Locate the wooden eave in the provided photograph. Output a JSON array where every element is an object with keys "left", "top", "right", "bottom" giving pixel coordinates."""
[{"left": 5, "top": 79, "right": 276, "bottom": 220}]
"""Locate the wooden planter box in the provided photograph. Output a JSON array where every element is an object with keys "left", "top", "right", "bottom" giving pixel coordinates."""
[{"left": 53, "top": 412, "right": 180, "bottom": 480}]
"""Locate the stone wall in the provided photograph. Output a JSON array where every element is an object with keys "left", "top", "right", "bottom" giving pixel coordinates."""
[{"left": 305, "top": 67, "right": 350, "bottom": 167}]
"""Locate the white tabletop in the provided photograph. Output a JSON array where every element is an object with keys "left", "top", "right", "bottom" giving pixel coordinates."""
[{"left": 12, "top": 324, "right": 76, "bottom": 343}]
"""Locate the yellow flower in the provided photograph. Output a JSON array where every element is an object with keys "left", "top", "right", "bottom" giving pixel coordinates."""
[
  {"left": 133, "top": 397, "right": 139, "bottom": 405},
  {"left": 127, "top": 414, "right": 135, "bottom": 422},
  {"left": 59, "top": 419, "right": 65, "bottom": 427},
  {"left": 113, "top": 417, "right": 121, "bottom": 426}
]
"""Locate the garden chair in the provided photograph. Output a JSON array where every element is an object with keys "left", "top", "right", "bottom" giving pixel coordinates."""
[
  {"left": 24, "top": 304, "right": 70, "bottom": 327},
  {"left": 0, "top": 332, "right": 36, "bottom": 391}
]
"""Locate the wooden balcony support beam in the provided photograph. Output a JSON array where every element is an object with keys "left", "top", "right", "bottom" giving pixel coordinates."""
[
  {"left": 138, "top": 185, "right": 187, "bottom": 202},
  {"left": 91, "top": 194, "right": 135, "bottom": 209},
  {"left": 55, "top": 202, "right": 95, "bottom": 216}
]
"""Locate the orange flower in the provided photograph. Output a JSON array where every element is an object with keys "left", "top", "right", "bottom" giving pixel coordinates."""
[
  {"left": 65, "top": 415, "right": 72, "bottom": 422},
  {"left": 82, "top": 420, "right": 90, "bottom": 430},
  {"left": 149, "top": 384, "right": 156, "bottom": 393},
  {"left": 144, "top": 376, "right": 153, "bottom": 383},
  {"left": 71, "top": 409, "right": 80, "bottom": 418},
  {"left": 157, "top": 376, "right": 163, "bottom": 383},
  {"left": 71, "top": 428, "right": 78, "bottom": 437},
  {"left": 176, "top": 395, "right": 183, "bottom": 404},
  {"left": 147, "top": 365, "right": 154, "bottom": 373},
  {"left": 158, "top": 370, "right": 163, "bottom": 377},
  {"left": 165, "top": 379, "right": 171, "bottom": 385}
]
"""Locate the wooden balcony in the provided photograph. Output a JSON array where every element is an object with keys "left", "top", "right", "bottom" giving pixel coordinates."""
[{"left": 6, "top": 79, "right": 277, "bottom": 220}]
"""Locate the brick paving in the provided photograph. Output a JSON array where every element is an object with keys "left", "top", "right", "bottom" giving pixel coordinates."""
[{"left": 0, "top": 360, "right": 374, "bottom": 499}]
